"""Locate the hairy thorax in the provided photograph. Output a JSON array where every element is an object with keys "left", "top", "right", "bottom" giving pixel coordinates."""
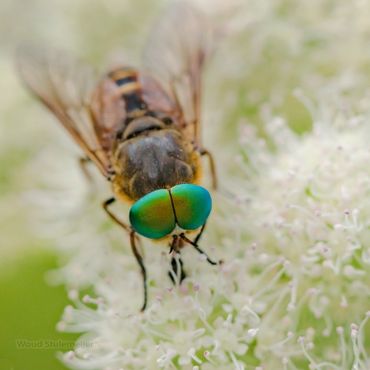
[{"left": 111, "top": 123, "right": 201, "bottom": 202}]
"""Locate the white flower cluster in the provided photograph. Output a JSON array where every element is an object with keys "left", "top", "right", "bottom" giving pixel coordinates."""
[
  {"left": 52, "top": 108, "right": 370, "bottom": 370},
  {"left": 233, "top": 113, "right": 370, "bottom": 369}
]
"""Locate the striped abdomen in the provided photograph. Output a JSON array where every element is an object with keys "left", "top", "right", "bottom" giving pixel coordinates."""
[{"left": 108, "top": 68, "right": 147, "bottom": 118}]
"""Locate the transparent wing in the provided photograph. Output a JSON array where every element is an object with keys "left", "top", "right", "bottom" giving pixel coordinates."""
[
  {"left": 16, "top": 46, "right": 125, "bottom": 177},
  {"left": 139, "top": 73, "right": 182, "bottom": 123},
  {"left": 142, "top": 2, "right": 213, "bottom": 147}
]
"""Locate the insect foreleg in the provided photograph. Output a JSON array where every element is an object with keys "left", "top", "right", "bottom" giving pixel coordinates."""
[
  {"left": 130, "top": 230, "right": 148, "bottom": 312},
  {"left": 168, "top": 236, "right": 187, "bottom": 285},
  {"left": 103, "top": 198, "right": 147, "bottom": 311},
  {"left": 102, "top": 197, "right": 130, "bottom": 232},
  {"left": 180, "top": 232, "right": 219, "bottom": 266},
  {"left": 169, "top": 253, "right": 186, "bottom": 285},
  {"left": 200, "top": 148, "right": 217, "bottom": 190},
  {"left": 193, "top": 222, "right": 206, "bottom": 245}
]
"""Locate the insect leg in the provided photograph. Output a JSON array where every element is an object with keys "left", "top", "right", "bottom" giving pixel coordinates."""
[
  {"left": 103, "top": 197, "right": 148, "bottom": 311},
  {"left": 180, "top": 233, "right": 219, "bottom": 266},
  {"left": 102, "top": 197, "right": 130, "bottom": 232},
  {"left": 169, "top": 254, "right": 187, "bottom": 285},
  {"left": 102, "top": 198, "right": 147, "bottom": 311},
  {"left": 168, "top": 236, "right": 187, "bottom": 285},
  {"left": 130, "top": 230, "right": 148, "bottom": 312},
  {"left": 193, "top": 222, "right": 206, "bottom": 245},
  {"left": 79, "top": 156, "right": 93, "bottom": 182},
  {"left": 200, "top": 149, "right": 217, "bottom": 190}
]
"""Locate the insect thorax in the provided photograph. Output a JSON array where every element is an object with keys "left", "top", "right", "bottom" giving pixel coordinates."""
[{"left": 112, "top": 120, "right": 200, "bottom": 201}]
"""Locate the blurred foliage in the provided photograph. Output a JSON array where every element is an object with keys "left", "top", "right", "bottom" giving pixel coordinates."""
[{"left": 0, "top": 250, "right": 78, "bottom": 370}]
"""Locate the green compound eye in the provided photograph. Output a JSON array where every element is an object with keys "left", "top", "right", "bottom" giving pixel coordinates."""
[
  {"left": 129, "top": 189, "right": 175, "bottom": 239},
  {"left": 171, "top": 184, "right": 212, "bottom": 230}
]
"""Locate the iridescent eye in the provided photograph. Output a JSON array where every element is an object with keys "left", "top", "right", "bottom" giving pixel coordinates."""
[
  {"left": 129, "top": 189, "right": 175, "bottom": 239},
  {"left": 171, "top": 184, "right": 212, "bottom": 230}
]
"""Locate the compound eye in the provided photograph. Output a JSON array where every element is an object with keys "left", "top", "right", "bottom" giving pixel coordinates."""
[
  {"left": 129, "top": 189, "right": 175, "bottom": 239},
  {"left": 171, "top": 184, "right": 212, "bottom": 230}
]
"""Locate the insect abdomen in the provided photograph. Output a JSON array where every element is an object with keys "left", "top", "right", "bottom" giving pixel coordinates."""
[{"left": 108, "top": 68, "right": 147, "bottom": 116}]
